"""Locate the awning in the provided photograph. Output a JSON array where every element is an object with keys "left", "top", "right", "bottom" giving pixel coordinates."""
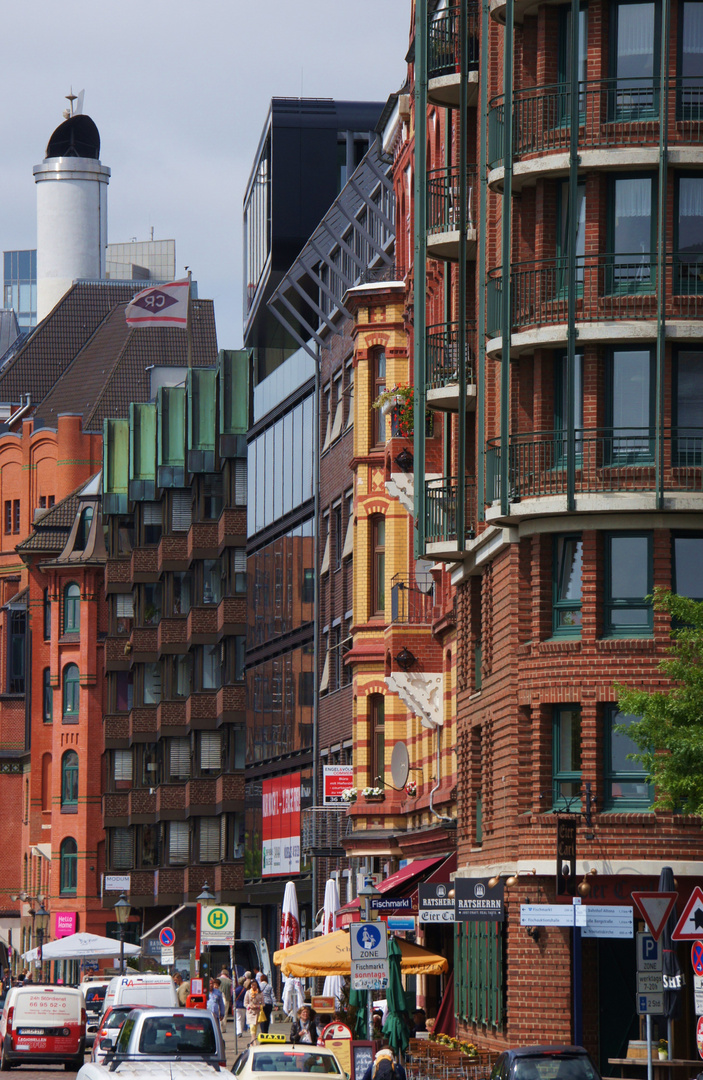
[
  {"left": 336, "top": 855, "right": 446, "bottom": 926},
  {"left": 274, "top": 928, "right": 448, "bottom": 977}
]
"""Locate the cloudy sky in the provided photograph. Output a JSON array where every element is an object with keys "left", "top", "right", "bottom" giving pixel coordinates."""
[{"left": 1, "top": 1, "right": 410, "bottom": 347}]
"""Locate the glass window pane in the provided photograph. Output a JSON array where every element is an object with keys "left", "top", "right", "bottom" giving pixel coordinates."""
[
  {"left": 558, "top": 708, "right": 582, "bottom": 772},
  {"left": 614, "top": 178, "right": 652, "bottom": 258},
  {"left": 557, "top": 536, "right": 583, "bottom": 606},
  {"left": 610, "top": 534, "right": 649, "bottom": 597},
  {"left": 674, "top": 535, "right": 703, "bottom": 598},
  {"left": 616, "top": 3, "right": 655, "bottom": 81},
  {"left": 677, "top": 351, "right": 703, "bottom": 436},
  {"left": 612, "top": 349, "right": 651, "bottom": 442}
]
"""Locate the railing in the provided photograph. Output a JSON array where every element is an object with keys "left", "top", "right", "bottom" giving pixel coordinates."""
[
  {"left": 488, "top": 77, "right": 703, "bottom": 168},
  {"left": 300, "top": 807, "right": 351, "bottom": 856},
  {"left": 485, "top": 428, "right": 703, "bottom": 502},
  {"left": 427, "top": 321, "right": 476, "bottom": 390},
  {"left": 426, "top": 476, "right": 477, "bottom": 545},
  {"left": 428, "top": 3, "right": 480, "bottom": 80},
  {"left": 391, "top": 573, "right": 436, "bottom": 623},
  {"left": 486, "top": 253, "right": 703, "bottom": 338},
  {"left": 356, "top": 263, "right": 399, "bottom": 285},
  {"left": 427, "top": 167, "right": 477, "bottom": 236}
]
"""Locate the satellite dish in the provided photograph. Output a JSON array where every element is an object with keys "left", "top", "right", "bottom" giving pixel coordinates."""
[
  {"left": 415, "top": 558, "right": 434, "bottom": 595},
  {"left": 390, "top": 742, "right": 410, "bottom": 789}
]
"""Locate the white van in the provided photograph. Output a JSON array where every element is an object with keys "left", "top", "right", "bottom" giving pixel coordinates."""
[
  {"left": 102, "top": 974, "right": 177, "bottom": 1015},
  {"left": 0, "top": 984, "right": 86, "bottom": 1069}
]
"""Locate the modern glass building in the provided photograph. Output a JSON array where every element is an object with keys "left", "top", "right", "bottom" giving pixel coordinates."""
[{"left": 3, "top": 250, "right": 37, "bottom": 330}]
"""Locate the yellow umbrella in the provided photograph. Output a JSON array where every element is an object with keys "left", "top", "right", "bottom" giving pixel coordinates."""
[{"left": 274, "top": 928, "right": 448, "bottom": 977}]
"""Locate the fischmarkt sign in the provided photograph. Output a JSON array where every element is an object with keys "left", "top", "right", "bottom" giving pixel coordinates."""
[
  {"left": 201, "top": 905, "right": 236, "bottom": 947},
  {"left": 455, "top": 877, "right": 505, "bottom": 922},
  {"left": 418, "top": 883, "right": 455, "bottom": 923}
]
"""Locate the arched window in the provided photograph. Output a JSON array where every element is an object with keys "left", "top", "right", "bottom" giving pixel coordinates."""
[
  {"left": 63, "top": 664, "right": 80, "bottom": 719},
  {"left": 370, "top": 515, "right": 386, "bottom": 615},
  {"left": 43, "top": 667, "right": 52, "bottom": 723},
  {"left": 368, "top": 694, "right": 385, "bottom": 787},
  {"left": 60, "top": 837, "right": 77, "bottom": 894},
  {"left": 64, "top": 583, "right": 80, "bottom": 633},
  {"left": 61, "top": 751, "right": 78, "bottom": 809},
  {"left": 75, "top": 507, "right": 94, "bottom": 550}
]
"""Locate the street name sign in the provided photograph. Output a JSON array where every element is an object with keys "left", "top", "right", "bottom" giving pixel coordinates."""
[
  {"left": 520, "top": 904, "right": 587, "bottom": 928},
  {"left": 350, "top": 922, "right": 388, "bottom": 960},
  {"left": 581, "top": 905, "right": 634, "bottom": 939},
  {"left": 371, "top": 896, "right": 412, "bottom": 911},
  {"left": 351, "top": 958, "right": 389, "bottom": 990},
  {"left": 637, "top": 933, "right": 663, "bottom": 972}
]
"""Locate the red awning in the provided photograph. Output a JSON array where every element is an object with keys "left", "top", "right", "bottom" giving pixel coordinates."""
[{"left": 336, "top": 855, "right": 446, "bottom": 926}]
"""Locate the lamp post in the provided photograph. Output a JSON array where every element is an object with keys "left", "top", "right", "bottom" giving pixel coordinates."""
[
  {"left": 196, "top": 882, "right": 216, "bottom": 984},
  {"left": 358, "top": 876, "right": 382, "bottom": 1043},
  {"left": 34, "top": 903, "right": 49, "bottom": 982},
  {"left": 114, "top": 893, "right": 131, "bottom": 975}
]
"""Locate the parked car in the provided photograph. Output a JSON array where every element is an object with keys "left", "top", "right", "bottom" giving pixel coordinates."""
[
  {"left": 0, "top": 984, "right": 86, "bottom": 1070},
  {"left": 91, "top": 1006, "right": 155, "bottom": 1066},
  {"left": 102, "top": 974, "right": 178, "bottom": 1015},
  {"left": 489, "top": 1046, "right": 602, "bottom": 1080},
  {"left": 109, "top": 1008, "right": 226, "bottom": 1068},
  {"left": 231, "top": 1041, "right": 346, "bottom": 1080},
  {"left": 81, "top": 980, "right": 113, "bottom": 1048},
  {"left": 78, "top": 1060, "right": 236, "bottom": 1080}
]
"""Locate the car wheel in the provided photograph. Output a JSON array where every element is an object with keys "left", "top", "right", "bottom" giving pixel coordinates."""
[{"left": 0, "top": 1044, "right": 10, "bottom": 1071}]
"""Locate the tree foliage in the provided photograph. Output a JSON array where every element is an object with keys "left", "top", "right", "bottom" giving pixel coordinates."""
[{"left": 615, "top": 588, "right": 703, "bottom": 816}]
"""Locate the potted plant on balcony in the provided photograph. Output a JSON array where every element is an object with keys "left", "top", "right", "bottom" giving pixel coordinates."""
[
  {"left": 658, "top": 1040, "right": 668, "bottom": 1061},
  {"left": 341, "top": 787, "right": 357, "bottom": 804},
  {"left": 405, "top": 779, "right": 418, "bottom": 798},
  {"left": 362, "top": 785, "right": 385, "bottom": 803},
  {"left": 373, "top": 384, "right": 415, "bottom": 436}
]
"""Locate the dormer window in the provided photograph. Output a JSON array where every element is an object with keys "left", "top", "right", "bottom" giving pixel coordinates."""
[{"left": 75, "top": 506, "right": 94, "bottom": 550}]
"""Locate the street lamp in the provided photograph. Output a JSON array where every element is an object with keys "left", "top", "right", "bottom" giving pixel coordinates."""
[
  {"left": 114, "top": 893, "right": 131, "bottom": 975},
  {"left": 34, "top": 903, "right": 49, "bottom": 982},
  {"left": 357, "top": 877, "right": 382, "bottom": 1040},
  {"left": 196, "top": 881, "right": 215, "bottom": 907},
  {"left": 196, "top": 882, "right": 216, "bottom": 984}
]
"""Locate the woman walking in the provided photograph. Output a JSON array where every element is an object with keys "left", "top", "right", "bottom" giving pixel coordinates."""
[
  {"left": 244, "top": 978, "right": 264, "bottom": 1043},
  {"left": 235, "top": 976, "right": 248, "bottom": 1038},
  {"left": 259, "top": 974, "right": 275, "bottom": 1033}
]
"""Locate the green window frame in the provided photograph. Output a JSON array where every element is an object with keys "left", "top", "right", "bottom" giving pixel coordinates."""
[
  {"left": 556, "top": 184, "right": 586, "bottom": 295},
  {"left": 455, "top": 921, "right": 504, "bottom": 1028},
  {"left": 606, "top": 175, "right": 657, "bottom": 294},
  {"left": 554, "top": 355, "right": 584, "bottom": 465},
  {"left": 672, "top": 532, "right": 703, "bottom": 600},
  {"left": 606, "top": 348, "right": 655, "bottom": 462},
  {"left": 63, "top": 663, "right": 80, "bottom": 719},
  {"left": 673, "top": 348, "right": 703, "bottom": 464},
  {"left": 60, "top": 837, "right": 78, "bottom": 895},
  {"left": 558, "top": 4, "right": 589, "bottom": 122},
  {"left": 603, "top": 532, "right": 653, "bottom": 636},
  {"left": 610, "top": 0, "right": 661, "bottom": 120},
  {"left": 603, "top": 705, "right": 653, "bottom": 810},
  {"left": 552, "top": 705, "right": 583, "bottom": 808},
  {"left": 43, "top": 667, "right": 52, "bottom": 723},
  {"left": 553, "top": 534, "right": 583, "bottom": 636},
  {"left": 677, "top": 1, "right": 703, "bottom": 119},
  {"left": 63, "top": 582, "right": 80, "bottom": 633},
  {"left": 675, "top": 176, "right": 703, "bottom": 294},
  {"left": 61, "top": 750, "right": 79, "bottom": 810}
]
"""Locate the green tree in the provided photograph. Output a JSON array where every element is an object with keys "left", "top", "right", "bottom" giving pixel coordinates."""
[{"left": 616, "top": 588, "right": 703, "bottom": 815}]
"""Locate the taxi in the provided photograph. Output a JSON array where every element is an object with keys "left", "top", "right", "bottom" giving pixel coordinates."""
[{"left": 232, "top": 1034, "right": 347, "bottom": 1080}]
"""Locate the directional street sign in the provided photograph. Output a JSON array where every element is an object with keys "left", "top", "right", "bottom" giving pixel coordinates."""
[
  {"left": 632, "top": 892, "right": 678, "bottom": 941},
  {"left": 672, "top": 887, "right": 703, "bottom": 941},
  {"left": 692, "top": 941, "right": 703, "bottom": 976},
  {"left": 581, "top": 906, "right": 633, "bottom": 939},
  {"left": 520, "top": 905, "right": 587, "bottom": 928},
  {"left": 637, "top": 933, "right": 663, "bottom": 972}
]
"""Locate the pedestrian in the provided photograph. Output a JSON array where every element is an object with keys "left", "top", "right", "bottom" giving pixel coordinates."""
[
  {"left": 253, "top": 966, "right": 264, "bottom": 988},
  {"left": 235, "top": 976, "right": 248, "bottom": 1037},
  {"left": 175, "top": 973, "right": 190, "bottom": 1006},
  {"left": 244, "top": 977, "right": 264, "bottom": 1043},
  {"left": 289, "top": 1004, "right": 318, "bottom": 1045},
  {"left": 361, "top": 1048, "right": 407, "bottom": 1080},
  {"left": 208, "top": 977, "right": 226, "bottom": 1027},
  {"left": 218, "top": 967, "right": 232, "bottom": 1032},
  {"left": 259, "top": 973, "right": 275, "bottom": 1033}
]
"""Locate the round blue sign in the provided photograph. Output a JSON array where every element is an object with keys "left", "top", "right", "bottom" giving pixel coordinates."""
[
  {"left": 159, "top": 927, "right": 176, "bottom": 947},
  {"left": 357, "top": 924, "right": 381, "bottom": 951}
]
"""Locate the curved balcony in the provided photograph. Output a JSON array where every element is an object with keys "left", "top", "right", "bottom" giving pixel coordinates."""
[
  {"left": 485, "top": 428, "right": 703, "bottom": 513},
  {"left": 486, "top": 254, "right": 703, "bottom": 353},
  {"left": 427, "top": 167, "right": 477, "bottom": 260},
  {"left": 426, "top": 322, "right": 477, "bottom": 411},
  {"left": 488, "top": 78, "right": 703, "bottom": 187},
  {"left": 425, "top": 476, "right": 477, "bottom": 560},
  {"left": 427, "top": 3, "right": 480, "bottom": 108}
]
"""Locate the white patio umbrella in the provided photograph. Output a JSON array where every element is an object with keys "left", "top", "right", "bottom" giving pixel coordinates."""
[
  {"left": 280, "top": 881, "right": 304, "bottom": 1018},
  {"left": 321, "top": 878, "right": 344, "bottom": 1010},
  {"left": 22, "top": 931, "right": 141, "bottom": 962}
]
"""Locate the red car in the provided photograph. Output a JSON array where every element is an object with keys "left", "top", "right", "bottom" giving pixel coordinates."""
[{"left": 90, "top": 1004, "right": 155, "bottom": 1065}]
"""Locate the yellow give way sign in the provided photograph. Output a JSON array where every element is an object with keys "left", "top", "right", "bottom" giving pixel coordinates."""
[{"left": 201, "top": 905, "right": 236, "bottom": 946}]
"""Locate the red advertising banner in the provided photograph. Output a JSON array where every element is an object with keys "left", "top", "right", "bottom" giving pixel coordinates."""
[
  {"left": 262, "top": 773, "right": 301, "bottom": 877},
  {"left": 323, "top": 765, "right": 354, "bottom": 805}
]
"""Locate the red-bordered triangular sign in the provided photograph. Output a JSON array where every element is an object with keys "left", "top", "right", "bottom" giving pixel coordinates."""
[
  {"left": 672, "top": 886, "right": 703, "bottom": 941},
  {"left": 632, "top": 892, "right": 678, "bottom": 941}
]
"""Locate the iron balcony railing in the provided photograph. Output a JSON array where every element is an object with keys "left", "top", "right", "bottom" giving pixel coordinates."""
[
  {"left": 486, "top": 253, "right": 703, "bottom": 338},
  {"left": 489, "top": 77, "right": 703, "bottom": 168},
  {"left": 427, "top": 166, "right": 478, "bottom": 236},
  {"left": 428, "top": 3, "right": 480, "bottom": 80},
  {"left": 426, "top": 321, "right": 476, "bottom": 391},
  {"left": 485, "top": 428, "right": 703, "bottom": 502},
  {"left": 391, "top": 573, "right": 436, "bottom": 623},
  {"left": 426, "top": 475, "right": 477, "bottom": 545},
  {"left": 301, "top": 807, "right": 351, "bottom": 857}
]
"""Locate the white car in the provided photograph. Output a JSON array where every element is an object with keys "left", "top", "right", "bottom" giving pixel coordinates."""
[
  {"left": 231, "top": 1041, "right": 347, "bottom": 1080},
  {"left": 78, "top": 1062, "right": 236, "bottom": 1080}
]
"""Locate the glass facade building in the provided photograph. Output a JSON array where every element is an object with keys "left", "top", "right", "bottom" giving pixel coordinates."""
[{"left": 3, "top": 250, "right": 37, "bottom": 330}]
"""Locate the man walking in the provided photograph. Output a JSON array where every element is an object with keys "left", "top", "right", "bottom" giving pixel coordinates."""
[
  {"left": 208, "top": 977, "right": 226, "bottom": 1029},
  {"left": 218, "top": 967, "right": 232, "bottom": 1033}
]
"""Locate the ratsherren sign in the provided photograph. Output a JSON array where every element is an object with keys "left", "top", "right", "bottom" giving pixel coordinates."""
[
  {"left": 455, "top": 877, "right": 505, "bottom": 922},
  {"left": 418, "top": 883, "right": 455, "bottom": 923}
]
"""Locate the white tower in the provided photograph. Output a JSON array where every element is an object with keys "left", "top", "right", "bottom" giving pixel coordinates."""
[{"left": 33, "top": 108, "right": 110, "bottom": 321}]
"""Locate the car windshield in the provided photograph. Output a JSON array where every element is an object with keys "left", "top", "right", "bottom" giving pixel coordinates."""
[
  {"left": 514, "top": 1056, "right": 598, "bottom": 1080},
  {"left": 86, "top": 987, "right": 107, "bottom": 1007},
  {"left": 252, "top": 1051, "right": 342, "bottom": 1074},
  {"left": 137, "top": 1016, "right": 218, "bottom": 1055},
  {"left": 106, "top": 1008, "right": 135, "bottom": 1029}
]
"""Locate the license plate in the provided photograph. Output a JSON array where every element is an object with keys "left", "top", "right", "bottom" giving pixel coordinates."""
[
  {"left": 16, "top": 1044, "right": 30, "bottom": 1050},
  {"left": 19, "top": 1030, "right": 43, "bottom": 1035}
]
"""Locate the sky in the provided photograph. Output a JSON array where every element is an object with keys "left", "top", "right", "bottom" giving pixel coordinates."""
[{"left": 0, "top": 0, "right": 410, "bottom": 348}]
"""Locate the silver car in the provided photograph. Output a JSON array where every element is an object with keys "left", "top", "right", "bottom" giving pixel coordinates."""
[{"left": 110, "top": 1008, "right": 226, "bottom": 1068}]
